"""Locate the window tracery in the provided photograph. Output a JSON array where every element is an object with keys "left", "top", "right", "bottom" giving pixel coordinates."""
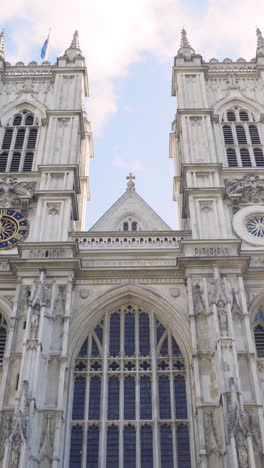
[
  {"left": 0, "top": 110, "right": 38, "bottom": 172},
  {"left": 69, "top": 305, "right": 191, "bottom": 467},
  {"left": 222, "top": 107, "right": 264, "bottom": 168},
  {"left": 254, "top": 309, "right": 264, "bottom": 358}
]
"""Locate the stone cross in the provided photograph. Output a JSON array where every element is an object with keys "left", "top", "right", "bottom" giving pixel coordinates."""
[{"left": 126, "top": 173, "right": 135, "bottom": 190}]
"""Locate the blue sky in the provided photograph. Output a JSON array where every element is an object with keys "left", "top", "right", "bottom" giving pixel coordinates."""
[{"left": 1, "top": 0, "right": 264, "bottom": 230}]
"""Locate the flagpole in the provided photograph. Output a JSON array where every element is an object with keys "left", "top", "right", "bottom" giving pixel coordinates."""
[{"left": 43, "top": 28, "right": 51, "bottom": 61}]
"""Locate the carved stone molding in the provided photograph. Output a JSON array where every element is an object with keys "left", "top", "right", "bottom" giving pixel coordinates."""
[{"left": 0, "top": 176, "right": 35, "bottom": 209}]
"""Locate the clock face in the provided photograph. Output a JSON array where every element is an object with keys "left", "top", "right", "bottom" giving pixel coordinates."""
[{"left": 0, "top": 209, "right": 29, "bottom": 250}]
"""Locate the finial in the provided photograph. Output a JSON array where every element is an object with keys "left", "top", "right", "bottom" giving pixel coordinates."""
[
  {"left": 126, "top": 173, "right": 135, "bottom": 191},
  {"left": 256, "top": 27, "right": 264, "bottom": 56},
  {"left": 0, "top": 30, "right": 5, "bottom": 60},
  {"left": 70, "top": 30, "right": 80, "bottom": 49},
  {"left": 177, "top": 28, "right": 195, "bottom": 58}
]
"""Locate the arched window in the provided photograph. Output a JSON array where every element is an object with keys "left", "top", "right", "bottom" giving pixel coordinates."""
[
  {"left": 131, "top": 221, "right": 137, "bottom": 231},
  {"left": 226, "top": 148, "right": 238, "bottom": 167},
  {"left": 222, "top": 107, "right": 264, "bottom": 168},
  {"left": 254, "top": 310, "right": 264, "bottom": 358},
  {"left": 254, "top": 148, "right": 264, "bottom": 167},
  {"left": 123, "top": 222, "right": 128, "bottom": 231},
  {"left": 240, "top": 148, "right": 251, "bottom": 167},
  {"left": 0, "top": 314, "right": 8, "bottom": 364},
  {"left": 69, "top": 305, "right": 191, "bottom": 467},
  {"left": 0, "top": 110, "right": 38, "bottom": 172}
]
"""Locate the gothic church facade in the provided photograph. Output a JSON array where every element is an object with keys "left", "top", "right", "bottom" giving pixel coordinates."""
[{"left": 0, "top": 26, "right": 264, "bottom": 468}]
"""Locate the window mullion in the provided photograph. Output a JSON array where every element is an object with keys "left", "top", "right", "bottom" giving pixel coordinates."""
[
  {"left": 150, "top": 311, "right": 160, "bottom": 468},
  {"left": 99, "top": 313, "right": 109, "bottom": 468},
  {"left": 169, "top": 333, "right": 177, "bottom": 467},
  {"left": 119, "top": 309, "right": 124, "bottom": 468}
]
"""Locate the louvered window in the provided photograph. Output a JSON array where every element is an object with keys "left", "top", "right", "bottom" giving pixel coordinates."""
[
  {"left": 236, "top": 125, "right": 247, "bottom": 144},
  {"left": 0, "top": 110, "right": 39, "bottom": 172},
  {"left": 254, "top": 148, "right": 264, "bottom": 167},
  {"left": 70, "top": 305, "right": 191, "bottom": 467},
  {"left": 226, "top": 148, "right": 238, "bottom": 167},
  {"left": 249, "top": 125, "right": 261, "bottom": 144},
  {"left": 254, "top": 325, "right": 264, "bottom": 357},
  {"left": 0, "top": 314, "right": 8, "bottom": 364},
  {"left": 223, "top": 108, "right": 264, "bottom": 168},
  {"left": 227, "top": 111, "right": 236, "bottom": 121},
  {"left": 240, "top": 148, "right": 251, "bottom": 167},
  {"left": 223, "top": 126, "right": 234, "bottom": 144}
]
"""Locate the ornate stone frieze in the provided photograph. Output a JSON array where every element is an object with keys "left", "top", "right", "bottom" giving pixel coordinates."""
[
  {"left": 225, "top": 175, "right": 264, "bottom": 205},
  {"left": 250, "top": 256, "right": 264, "bottom": 268},
  {"left": 29, "top": 249, "right": 65, "bottom": 258},
  {"left": 193, "top": 246, "right": 229, "bottom": 256},
  {"left": 0, "top": 262, "right": 10, "bottom": 271}
]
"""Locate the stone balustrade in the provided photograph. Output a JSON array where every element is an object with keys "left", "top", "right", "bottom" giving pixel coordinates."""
[{"left": 73, "top": 233, "right": 185, "bottom": 250}]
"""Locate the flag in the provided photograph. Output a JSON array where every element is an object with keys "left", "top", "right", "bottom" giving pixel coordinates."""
[{"left": 41, "top": 30, "right": 50, "bottom": 60}]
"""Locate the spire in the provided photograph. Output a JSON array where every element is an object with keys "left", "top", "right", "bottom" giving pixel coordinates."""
[
  {"left": 256, "top": 27, "right": 264, "bottom": 56},
  {"left": 177, "top": 28, "right": 195, "bottom": 58},
  {"left": 70, "top": 30, "right": 80, "bottom": 50},
  {"left": 0, "top": 30, "right": 4, "bottom": 60}
]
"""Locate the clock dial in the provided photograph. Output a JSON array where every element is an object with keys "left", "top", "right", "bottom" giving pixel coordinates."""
[{"left": 0, "top": 209, "right": 29, "bottom": 249}]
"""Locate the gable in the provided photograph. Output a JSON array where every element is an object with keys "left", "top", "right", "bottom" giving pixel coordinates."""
[{"left": 89, "top": 190, "right": 171, "bottom": 231}]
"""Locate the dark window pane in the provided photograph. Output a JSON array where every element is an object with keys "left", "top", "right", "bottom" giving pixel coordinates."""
[
  {"left": 226, "top": 148, "right": 238, "bottom": 167},
  {"left": 131, "top": 221, "right": 137, "bottom": 231},
  {"left": 159, "top": 376, "right": 171, "bottom": 419},
  {"left": 124, "top": 376, "right": 135, "bottom": 420},
  {"left": 91, "top": 337, "right": 100, "bottom": 357},
  {"left": 172, "top": 337, "right": 181, "bottom": 356},
  {"left": 94, "top": 324, "right": 103, "bottom": 343},
  {"left": 89, "top": 376, "right": 101, "bottom": 420},
  {"left": 140, "top": 376, "right": 152, "bottom": 419},
  {"left": 10, "top": 152, "right": 21, "bottom": 172},
  {"left": 0, "top": 153, "right": 8, "bottom": 172},
  {"left": 14, "top": 129, "right": 25, "bottom": 149},
  {"left": 140, "top": 425, "right": 153, "bottom": 466},
  {"left": 78, "top": 338, "right": 88, "bottom": 357},
  {"left": 69, "top": 425, "right": 83, "bottom": 467},
  {"left": 157, "top": 323, "right": 166, "bottom": 345},
  {"left": 177, "top": 425, "right": 191, "bottom": 468},
  {"left": 86, "top": 426, "right": 99, "bottom": 468},
  {"left": 27, "top": 128, "right": 38, "bottom": 149},
  {"left": 125, "top": 312, "right": 135, "bottom": 356},
  {"left": 124, "top": 426, "right": 136, "bottom": 467},
  {"left": 25, "top": 114, "right": 34, "bottom": 125},
  {"left": 240, "top": 148, "right": 251, "bottom": 167},
  {"left": 227, "top": 111, "right": 236, "bottom": 121},
  {"left": 139, "top": 312, "right": 150, "bottom": 356},
  {"left": 23, "top": 152, "right": 33, "bottom": 171},
  {"left": 249, "top": 125, "right": 261, "bottom": 144},
  {"left": 223, "top": 125, "right": 234, "bottom": 144},
  {"left": 108, "top": 377, "right": 119, "bottom": 420},
  {"left": 175, "top": 376, "right": 188, "bottom": 419},
  {"left": 236, "top": 125, "right": 247, "bottom": 144},
  {"left": 106, "top": 426, "right": 119, "bottom": 467},
  {"left": 239, "top": 111, "right": 249, "bottom": 121},
  {"left": 0, "top": 326, "right": 7, "bottom": 363},
  {"left": 160, "top": 425, "right": 174, "bottom": 468},
  {"left": 72, "top": 376, "right": 85, "bottom": 420},
  {"left": 2, "top": 129, "right": 13, "bottom": 149},
  {"left": 123, "top": 222, "right": 128, "bottom": 231},
  {"left": 13, "top": 115, "right": 22, "bottom": 126},
  {"left": 254, "top": 148, "right": 264, "bottom": 167},
  {"left": 254, "top": 325, "right": 264, "bottom": 357},
  {"left": 109, "top": 313, "right": 120, "bottom": 356},
  {"left": 160, "top": 337, "right": 168, "bottom": 356}
]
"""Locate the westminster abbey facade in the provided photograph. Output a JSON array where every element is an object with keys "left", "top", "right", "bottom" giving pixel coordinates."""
[{"left": 0, "top": 26, "right": 264, "bottom": 467}]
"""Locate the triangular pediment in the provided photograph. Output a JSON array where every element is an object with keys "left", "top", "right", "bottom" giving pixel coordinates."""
[{"left": 89, "top": 189, "right": 171, "bottom": 231}]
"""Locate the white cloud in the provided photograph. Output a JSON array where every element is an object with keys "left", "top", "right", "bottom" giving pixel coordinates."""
[
  {"left": 1, "top": 0, "right": 264, "bottom": 131},
  {"left": 112, "top": 155, "right": 144, "bottom": 172}
]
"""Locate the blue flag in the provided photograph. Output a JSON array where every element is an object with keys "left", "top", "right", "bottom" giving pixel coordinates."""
[{"left": 41, "top": 31, "right": 50, "bottom": 60}]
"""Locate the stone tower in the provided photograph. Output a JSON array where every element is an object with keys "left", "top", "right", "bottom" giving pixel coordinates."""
[{"left": 0, "top": 25, "right": 264, "bottom": 468}]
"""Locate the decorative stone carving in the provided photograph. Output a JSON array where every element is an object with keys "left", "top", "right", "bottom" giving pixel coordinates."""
[
  {"left": 193, "top": 283, "right": 205, "bottom": 315},
  {"left": 30, "top": 268, "right": 48, "bottom": 309},
  {"left": 227, "top": 378, "right": 249, "bottom": 468},
  {"left": 0, "top": 413, "right": 12, "bottom": 459},
  {"left": 17, "top": 286, "right": 29, "bottom": 318},
  {"left": 39, "top": 413, "right": 55, "bottom": 463},
  {"left": 53, "top": 286, "right": 65, "bottom": 318},
  {"left": 211, "top": 266, "right": 229, "bottom": 336},
  {"left": 200, "top": 201, "right": 213, "bottom": 214},
  {"left": 250, "top": 256, "right": 264, "bottom": 268},
  {"left": 48, "top": 206, "right": 60, "bottom": 216},
  {"left": 8, "top": 381, "right": 30, "bottom": 466},
  {"left": 80, "top": 288, "right": 89, "bottom": 299},
  {"left": 204, "top": 409, "right": 221, "bottom": 455},
  {"left": 57, "top": 117, "right": 70, "bottom": 127},
  {"left": 0, "top": 176, "right": 35, "bottom": 208},
  {"left": 231, "top": 291, "right": 242, "bottom": 317},
  {"left": 170, "top": 287, "right": 180, "bottom": 298},
  {"left": 225, "top": 175, "right": 264, "bottom": 205}
]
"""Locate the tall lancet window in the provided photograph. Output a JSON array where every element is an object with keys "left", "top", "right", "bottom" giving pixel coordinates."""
[
  {"left": 254, "top": 309, "right": 264, "bottom": 358},
  {"left": 0, "top": 313, "right": 8, "bottom": 364},
  {"left": 69, "top": 305, "right": 191, "bottom": 467},
  {"left": 222, "top": 107, "right": 264, "bottom": 168},
  {"left": 0, "top": 110, "right": 39, "bottom": 172}
]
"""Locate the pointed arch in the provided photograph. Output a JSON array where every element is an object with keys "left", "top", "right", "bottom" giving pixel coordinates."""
[
  {"left": 0, "top": 97, "right": 47, "bottom": 125},
  {"left": 68, "top": 283, "right": 192, "bottom": 364},
  {"left": 214, "top": 95, "right": 264, "bottom": 119}
]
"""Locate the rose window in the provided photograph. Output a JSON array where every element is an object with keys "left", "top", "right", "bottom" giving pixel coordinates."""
[
  {"left": 0, "top": 216, "right": 17, "bottom": 240},
  {"left": 245, "top": 216, "right": 264, "bottom": 237}
]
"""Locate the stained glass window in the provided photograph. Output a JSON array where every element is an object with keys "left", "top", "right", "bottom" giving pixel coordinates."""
[{"left": 70, "top": 305, "right": 191, "bottom": 467}]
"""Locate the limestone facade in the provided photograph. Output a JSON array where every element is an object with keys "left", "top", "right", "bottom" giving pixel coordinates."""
[{"left": 0, "top": 27, "right": 264, "bottom": 468}]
